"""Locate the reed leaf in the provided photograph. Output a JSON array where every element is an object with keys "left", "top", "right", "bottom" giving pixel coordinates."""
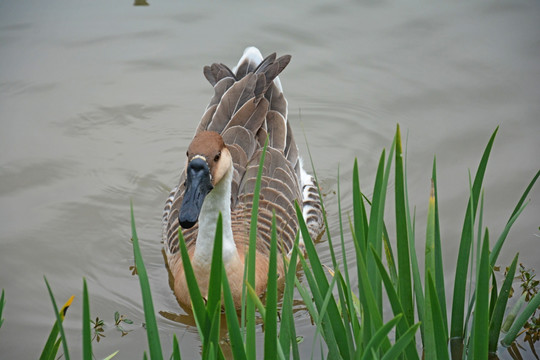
[
  {"left": 372, "top": 246, "right": 420, "bottom": 360},
  {"left": 221, "top": 269, "right": 247, "bottom": 360},
  {"left": 352, "top": 158, "right": 368, "bottom": 258},
  {"left": 172, "top": 334, "right": 182, "bottom": 360},
  {"left": 501, "top": 291, "right": 540, "bottom": 347},
  {"left": 472, "top": 229, "right": 490, "bottom": 359},
  {"left": 394, "top": 124, "right": 414, "bottom": 327},
  {"left": 380, "top": 322, "right": 421, "bottom": 360},
  {"left": 263, "top": 212, "right": 278, "bottom": 360},
  {"left": 39, "top": 293, "right": 74, "bottom": 360},
  {"left": 450, "top": 127, "right": 498, "bottom": 346},
  {"left": 431, "top": 157, "right": 448, "bottom": 335},
  {"left": 295, "top": 201, "right": 350, "bottom": 358},
  {"left": 82, "top": 278, "right": 92, "bottom": 360},
  {"left": 361, "top": 314, "right": 403, "bottom": 360},
  {"left": 245, "top": 138, "right": 268, "bottom": 360},
  {"left": 279, "top": 234, "right": 300, "bottom": 359},
  {"left": 424, "top": 180, "right": 438, "bottom": 359},
  {"left": 43, "top": 277, "right": 71, "bottom": 360},
  {"left": 202, "top": 214, "right": 224, "bottom": 359},
  {"left": 0, "top": 289, "right": 4, "bottom": 329},
  {"left": 427, "top": 272, "right": 450, "bottom": 360},
  {"left": 489, "top": 253, "right": 519, "bottom": 353},
  {"left": 130, "top": 202, "right": 163, "bottom": 360},
  {"left": 177, "top": 227, "right": 206, "bottom": 340}
]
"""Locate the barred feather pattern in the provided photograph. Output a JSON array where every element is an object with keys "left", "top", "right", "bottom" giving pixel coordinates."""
[{"left": 162, "top": 48, "right": 323, "bottom": 272}]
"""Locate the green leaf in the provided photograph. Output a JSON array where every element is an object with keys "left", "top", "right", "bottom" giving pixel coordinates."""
[
  {"left": 472, "top": 229, "right": 490, "bottom": 359},
  {"left": 279, "top": 234, "right": 301, "bottom": 360},
  {"left": 296, "top": 202, "right": 351, "bottom": 358},
  {"left": 0, "top": 289, "right": 5, "bottom": 329},
  {"left": 450, "top": 127, "right": 498, "bottom": 345},
  {"left": 361, "top": 314, "right": 402, "bottom": 360},
  {"left": 501, "top": 291, "right": 540, "bottom": 347},
  {"left": 82, "top": 279, "right": 92, "bottom": 360},
  {"left": 394, "top": 124, "right": 414, "bottom": 327},
  {"left": 264, "top": 212, "right": 278, "bottom": 360},
  {"left": 172, "top": 334, "right": 182, "bottom": 360},
  {"left": 245, "top": 137, "right": 269, "bottom": 360},
  {"left": 431, "top": 157, "right": 448, "bottom": 336},
  {"left": 43, "top": 277, "right": 71, "bottom": 360},
  {"left": 489, "top": 254, "right": 518, "bottom": 353},
  {"left": 103, "top": 351, "right": 119, "bottom": 360},
  {"left": 427, "top": 272, "right": 450, "bottom": 360},
  {"left": 372, "top": 247, "right": 420, "bottom": 360},
  {"left": 221, "top": 269, "right": 247, "bottom": 360},
  {"left": 380, "top": 322, "right": 421, "bottom": 360},
  {"left": 130, "top": 202, "right": 163, "bottom": 360}
]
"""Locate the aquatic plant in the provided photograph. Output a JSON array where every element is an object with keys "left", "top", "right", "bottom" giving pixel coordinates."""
[{"left": 35, "top": 125, "right": 539, "bottom": 359}]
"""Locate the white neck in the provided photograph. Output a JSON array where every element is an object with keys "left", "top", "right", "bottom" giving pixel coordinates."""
[{"left": 192, "top": 162, "right": 238, "bottom": 266}]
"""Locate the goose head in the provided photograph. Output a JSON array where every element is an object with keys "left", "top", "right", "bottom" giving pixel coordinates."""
[{"left": 179, "top": 131, "right": 232, "bottom": 229}]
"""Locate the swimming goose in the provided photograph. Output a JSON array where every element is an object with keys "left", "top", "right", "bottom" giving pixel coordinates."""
[{"left": 162, "top": 47, "right": 323, "bottom": 308}]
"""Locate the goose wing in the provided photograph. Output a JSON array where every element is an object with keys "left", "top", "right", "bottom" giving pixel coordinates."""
[{"left": 164, "top": 49, "right": 306, "bottom": 257}]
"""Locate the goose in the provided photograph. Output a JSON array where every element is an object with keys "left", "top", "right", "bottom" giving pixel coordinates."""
[{"left": 162, "top": 47, "right": 323, "bottom": 308}]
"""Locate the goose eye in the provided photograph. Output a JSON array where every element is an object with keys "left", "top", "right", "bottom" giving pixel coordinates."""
[
  {"left": 214, "top": 151, "right": 221, "bottom": 162},
  {"left": 186, "top": 151, "right": 189, "bottom": 157}
]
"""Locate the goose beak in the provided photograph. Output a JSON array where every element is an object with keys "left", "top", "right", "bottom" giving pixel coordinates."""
[{"left": 179, "top": 157, "right": 214, "bottom": 229}]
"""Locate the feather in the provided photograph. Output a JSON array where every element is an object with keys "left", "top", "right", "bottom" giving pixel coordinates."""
[
  {"left": 221, "top": 125, "right": 257, "bottom": 160},
  {"left": 266, "top": 110, "right": 287, "bottom": 151},
  {"left": 208, "top": 74, "right": 261, "bottom": 133}
]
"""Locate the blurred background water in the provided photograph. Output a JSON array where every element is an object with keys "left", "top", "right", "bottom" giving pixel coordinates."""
[{"left": 0, "top": 0, "right": 539, "bottom": 358}]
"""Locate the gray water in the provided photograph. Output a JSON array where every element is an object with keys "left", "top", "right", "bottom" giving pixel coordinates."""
[{"left": 1, "top": 0, "right": 539, "bottom": 358}]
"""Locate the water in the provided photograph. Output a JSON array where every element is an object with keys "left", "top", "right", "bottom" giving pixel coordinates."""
[{"left": 1, "top": 0, "right": 539, "bottom": 358}]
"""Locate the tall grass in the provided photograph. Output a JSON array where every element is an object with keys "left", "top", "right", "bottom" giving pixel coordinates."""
[{"left": 32, "top": 125, "right": 539, "bottom": 359}]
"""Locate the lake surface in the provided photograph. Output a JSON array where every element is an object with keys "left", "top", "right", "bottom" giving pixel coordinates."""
[{"left": 1, "top": 0, "right": 539, "bottom": 358}]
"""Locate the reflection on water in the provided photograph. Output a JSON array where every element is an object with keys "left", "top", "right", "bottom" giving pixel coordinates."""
[{"left": 0, "top": 0, "right": 539, "bottom": 358}]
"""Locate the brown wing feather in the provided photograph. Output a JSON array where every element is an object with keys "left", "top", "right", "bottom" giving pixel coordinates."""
[{"left": 165, "top": 50, "right": 308, "bottom": 259}]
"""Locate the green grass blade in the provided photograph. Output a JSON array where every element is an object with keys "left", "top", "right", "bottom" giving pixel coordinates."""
[
  {"left": 279, "top": 234, "right": 300, "bottom": 359},
  {"left": 43, "top": 277, "right": 71, "bottom": 360},
  {"left": 0, "top": 289, "right": 5, "bottom": 329},
  {"left": 490, "top": 200, "right": 530, "bottom": 268},
  {"left": 172, "top": 334, "right": 182, "bottom": 360},
  {"left": 206, "top": 213, "right": 223, "bottom": 316},
  {"left": 295, "top": 202, "right": 350, "bottom": 358},
  {"left": 382, "top": 224, "right": 398, "bottom": 289},
  {"left": 508, "top": 169, "right": 540, "bottom": 220},
  {"left": 450, "top": 127, "right": 498, "bottom": 344},
  {"left": 489, "top": 253, "right": 519, "bottom": 353},
  {"left": 361, "top": 314, "right": 402, "bottom": 360},
  {"left": 372, "top": 247, "right": 420, "bottom": 360},
  {"left": 424, "top": 180, "right": 439, "bottom": 359},
  {"left": 367, "top": 138, "right": 395, "bottom": 314},
  {"left": 295, "top": 246, "right": 339, "bottom": 358},
  {"left": 501, "top": 291, "right": 540, "bottom": 347},
  {"left": 502, "top": 293, "right": 526, "bottom": 333},
  {"left": 472, "top": 229, "right": 490, "bottom": 359},
  {"left": 245, "top": 137, "right": 268, "bottom": 360},
  {"left": 130, "top": 202, "right": 163, "bottom": 360},
  {"left": 263, "top": 212, "right": 278, "bottom": 360},
  {"left": 427, "top": 272, "right": 450, "bottom": 360},
  {"left": 200, "top": 214, "right": 223, "bottom": 359},
  {"left": 380, "top": 322, "right": 421, "bottom": 360},
  {"left": 394, "top": 124, "right": 414, "bottom": 327},
  {"left": 103, "top": 351, "right": 119, "bottom": 360},
  {"left": 431, "top": 157, "right": 448, "bottom": 335},
  {"left": 221, "top": 269, "right": 247, "bottom": 360},
  {"left": 337, "top": 164, "right": 360, "bottom": 348},
  {"left": 352, "top": 158, "right": 368, "bottom": 257},
  {"left": 39, "top": 294, "right": 74, "bottom": 360},
  {"left": 82, "top": 279, "right": 92, "bottom": 360}
]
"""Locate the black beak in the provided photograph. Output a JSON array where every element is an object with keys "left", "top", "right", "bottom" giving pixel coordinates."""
[{"left": 179, "top": 158, "right": 213, "bottom": 229}]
